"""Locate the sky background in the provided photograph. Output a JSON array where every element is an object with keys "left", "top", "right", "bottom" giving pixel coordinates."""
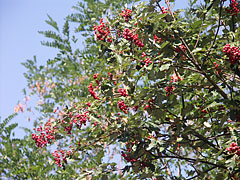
[{"left": 0, "top": 0, "right": 188, "bottom": 138}]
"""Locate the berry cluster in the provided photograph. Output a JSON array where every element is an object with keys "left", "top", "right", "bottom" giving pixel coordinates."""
[
  {"left": 223, "top": 44, "right": 240, "bottom": 64},
  {"left": 121, "top": 151, "right": 136, "bottom": 162},
  {"left": 226, "top": 0, "right": 239, "bottom": 16},
  {"left": 93, "top": 18, "right": 112, "bottom": 42},
  {"left": 142, "top": 58, "right": 152, "bottom": 67},
  {"left": 226, "top": 142, "right": 240, "bottom": 156},
  {"left": 161, "top": 7, "right": 168, "bottom": 14},
  {"left": 171, "top": 74, "right": 182, "bottom": 83},
  {"left": 52, "top": 149, "right": 71, "bottom": 167},
  {"left": 118, "top": 100, "right": 129, "bottom": 114},
  {"left": 73, "top": 111, "right": 89, "bottom": 129},
  {"left": 144, "top": 99, "right": 154, "bottom": 110},
  {"left": 154, "top": 34, "right": 162, "bottom": 43},
  {"left": 88, "top": 83, "right": 100, "bottom": 100},
  {"left": 122, "top": 28, "right": 144, "bottom": 47},
  {"left": 32, "top": 122, "right": 55, "bottom": 148},
  {"left": 175, "top": 44, "right": 186, "bottom": 53},
  {"left": 164, "top": 85, "right": 175, "bottom": 96},
  {"left": 213, "top": 61, "right": 222, "bottom": 74},
  {"left": 120, "top": 9, "right": 132, "bottom": 22},
  {"left": 118, "top": 88, "right": 128, "bottom": 97},
  {"left": 142, "top": 52, "right": 147, "bottom": 58}
]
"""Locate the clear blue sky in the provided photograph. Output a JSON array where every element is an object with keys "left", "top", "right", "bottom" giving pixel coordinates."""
[{"left": 0, "top": 0, "right": 188, "bottom": 137}]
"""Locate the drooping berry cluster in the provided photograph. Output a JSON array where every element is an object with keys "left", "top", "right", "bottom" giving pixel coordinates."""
[
  {"left": 32, "top": 122, "right": 55, "bottom": 148},
  {"left": 226, "top": 142, "right": 240, "bottom": 156},
  {"left": 52, "top": 149, "right": 71, "bottom": 167},
  {"left": 164, "top": 85, "right": 175, "bottom": 96},
  {"left": 118, "top": 88, "right": 128, "bottom": 97},
  {"left": 93, "top": 18, "right": 112, "bottom": 42},
  {"left": 120, "top": 9, "right": 132, "bottom": 22},
  {"left": 226, "top": 0, "right": 239, "bottom": 16},
  {"left": 154, "top": 34, "right": 162, "bottom": 43},
  {"left": 118, "top": 100, "right": 129, "bottom": 114},
  {"left": 122, "top": 28, "right": 144, "bottom": 47},
  {"left": 88, "top": 83, "right": 100, "bottom": 100},
  {"left": 223, "top": 44, "right": 240, "bottom": 64}
]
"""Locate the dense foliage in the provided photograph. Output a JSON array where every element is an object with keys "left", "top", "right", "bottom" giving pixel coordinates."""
[{"left": 1, "top": 0, "right": 240, "bottom": 179}]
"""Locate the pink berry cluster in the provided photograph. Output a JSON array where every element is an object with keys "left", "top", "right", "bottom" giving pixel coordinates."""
[
  {"left": 88, "top": 83, "right": 100, "bottom": 100},
  {"left": 120, "top": 9, "right": 132, "bottom": 22},
  {"left": 226, "top": 142, "right": 240, "bottom": 156},
  {"left": 118, "top": 88, "right": 128, "bottom": 97},
  {"left": 226, "top": 0, "right": 239, "bottom": 16},
  {"left": 93, "top": 18, "right": 112, "bottom": 42},
  {"left": 164, "top": 85, "right": 175, "bottom": 96},
  {"left": 118, "top": 100, "right": 129, "bottom": 114},
  {"left": 122, "top": 28, "right": 144, "bottom": 47},
  {"left": 32, "top": 122, "right": 55, "bottom": 148},
  {"left": 52, "top": 149, "right": 71, "bottom": 167},
  {"left": 154, "top": 34, "right": 162, "bottom": 43},
  {"left": 223, "top": 44, "right": 240, "bottom": 64}
]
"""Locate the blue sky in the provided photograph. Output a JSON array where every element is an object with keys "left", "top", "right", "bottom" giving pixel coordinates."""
[
  {"left": 0, "top": 0, "right": 79, "bottom": 136},
  {"left": 0, "top": 0, "right": 188, "bottom": 137}
]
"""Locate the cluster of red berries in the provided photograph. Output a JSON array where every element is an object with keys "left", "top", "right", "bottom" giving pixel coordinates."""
[
  {"left": 72, "top": 111, "right": 89, "bottom": 129},
  {"left": 175, "top": 44, "right": 186, "bottom": 53},
  {"left": 120, "top": 9, "right": 132, "bottom": 22},
  {"left": 93, "top": 73, "right": 100, "bottom": 85},
  {"left": 144, "top": 99, "right": 154, "bottom": 110},
  {"left": 118, "top": 100, "right": 129, "bottom": 114},
  {"left": 32, "top": 122, "right": 55, "bottom": 148},
  {"left": 226, "top": 142, "right": 240, "bottom": 156},
  {"left": 213, "top": 62, "right": 222, "bottom": 74},
  {"left": 154, "top": 34, "right": 162, "bottom": 43},
  {"left": 226, "top": 0, "right": 239, "bottom": 16},
  {"left": 161, "top": 7, "right": 168, "bottom": 14},
  {"left": 223, "top": 44, "right": 240, "bottom": 64},
  {"left": 52, "top": 149, "right": 71, "bottom": 167},
  {"left": 164, "top": 85, "right": 175, "bottom": 96},
  {"left": 132, "top": 105, "right": 139, "bottom": 112},
  {"left": 121, "top": 142, "right": 136, "bottom": 162},
  {"left": 122, "top": 28, "right": 144, "bottom": 47},
  {"left": 118, "top": 88, "right": 128, "bottom": 97},
  {"left": 121, "top": 151, "right": 136, "bottom": 162},
  {"left": 171, "top": 74, "right": 182, "bottom": 83},
  {"left": 142, "top": 52, "right": 146, "bottom": 58},
  {"left": 93, "top": 18, "right": 112, "bottom": 42},
  {"left": 88, "top": 83, "right": 100, "bottom": 100},
  {"left": 141, "top": 58, "right": 152, "bottom": 67},
  {"left": 175, "top": 44, "right": 187, "bottom": 60}
]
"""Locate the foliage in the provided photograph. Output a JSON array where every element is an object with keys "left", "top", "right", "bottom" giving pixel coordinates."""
[{"left": 4, "top": 0, "right": 240, "bottom": 179}]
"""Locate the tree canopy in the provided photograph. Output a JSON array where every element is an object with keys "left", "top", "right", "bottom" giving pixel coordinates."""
[{"left": 1, "top": 0, "right": 240, "bottom": 179}]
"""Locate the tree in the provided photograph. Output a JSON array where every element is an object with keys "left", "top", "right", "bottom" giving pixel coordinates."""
[{"left": 5, "top": 0, "right": 240, "bottom": 179}]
